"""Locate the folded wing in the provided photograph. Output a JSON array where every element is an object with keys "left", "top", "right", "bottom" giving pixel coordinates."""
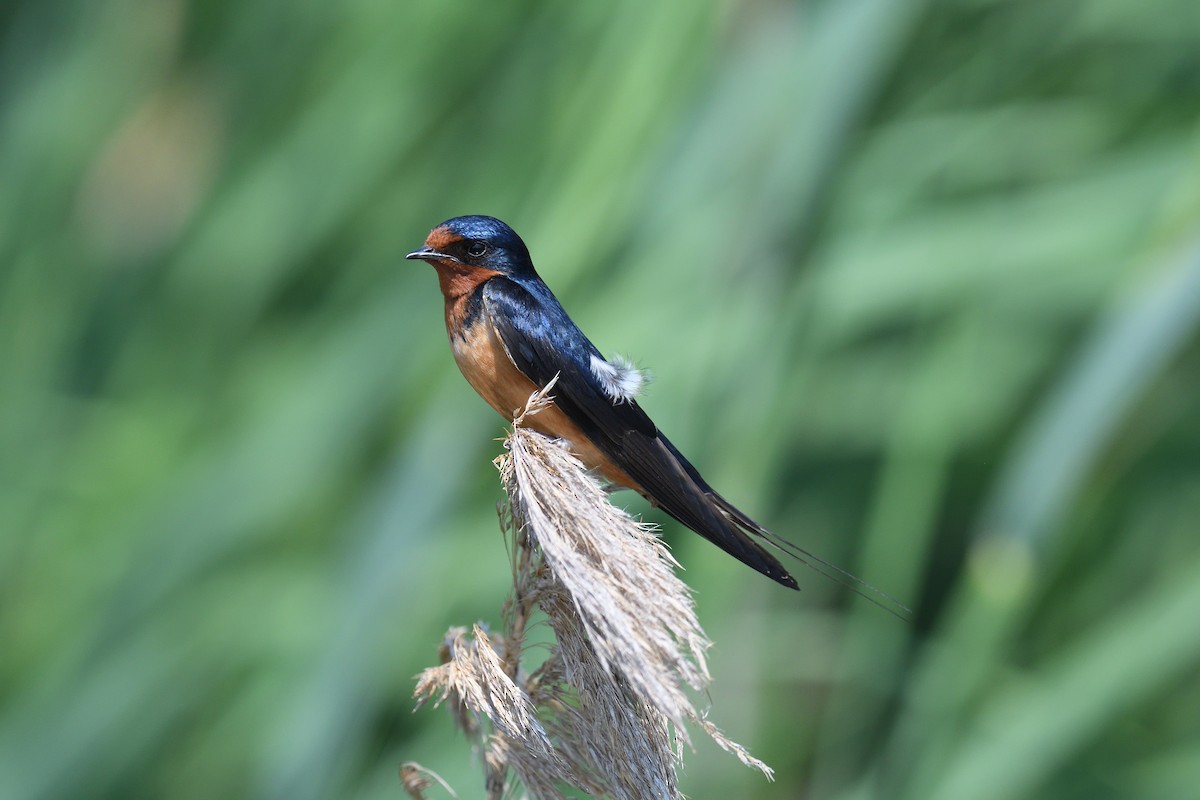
[{"left": 483, "top": 277, "right": 798, "bottom": 589}]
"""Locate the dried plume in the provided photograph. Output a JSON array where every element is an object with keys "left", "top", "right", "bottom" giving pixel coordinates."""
[{"left": 413, "top": 379, "right": 772, "bottom": 799}]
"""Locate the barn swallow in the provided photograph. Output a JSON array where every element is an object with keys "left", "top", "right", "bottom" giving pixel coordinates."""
[{"left": 407, "top": 216, "right": 908, "bottom": 609}]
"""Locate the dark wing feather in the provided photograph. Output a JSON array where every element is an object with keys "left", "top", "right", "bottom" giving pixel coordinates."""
[{"left": 483, "top": 277, "right": 797, "bottom": 589}]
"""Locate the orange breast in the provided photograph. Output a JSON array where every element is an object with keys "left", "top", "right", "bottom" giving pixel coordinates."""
[{"left": 446, "top": 297, "right": 641, "bottom": 492}]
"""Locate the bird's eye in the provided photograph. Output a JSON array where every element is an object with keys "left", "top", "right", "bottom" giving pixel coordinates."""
[{"left": 466, "top": 241, "right": 488, "bottom": 258}]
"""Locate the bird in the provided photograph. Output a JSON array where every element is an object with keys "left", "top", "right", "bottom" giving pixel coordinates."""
[{"left": 406, "top": 215, "right": 907, "bottom": 609}]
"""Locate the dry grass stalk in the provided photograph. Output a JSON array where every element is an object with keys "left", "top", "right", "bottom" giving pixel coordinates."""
[
  {"left": 400, "top": 762, "right": 459, "bottom": 800},
  {"left": 413, "top": 381, "right": 772, "bottom": 799}
]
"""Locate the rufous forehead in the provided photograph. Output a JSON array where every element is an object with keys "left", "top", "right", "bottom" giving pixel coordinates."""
[{"left": 425, "top": 226, "right": 462, "bottom": 251}]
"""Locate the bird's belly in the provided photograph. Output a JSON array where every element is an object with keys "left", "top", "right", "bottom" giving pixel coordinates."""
[
  {"left": 449, "top": 318, "right": 540, "bottom": 419},
  {"left": 448, "top": 316, "right": 640, "bottom": 491}
]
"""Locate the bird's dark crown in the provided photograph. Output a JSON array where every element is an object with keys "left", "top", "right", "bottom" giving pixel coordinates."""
[{"left": 410, "top": 215, "right": 535, "bottom": 276}]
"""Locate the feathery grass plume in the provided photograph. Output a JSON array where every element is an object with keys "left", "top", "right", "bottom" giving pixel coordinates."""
[{"left": 413, "top": 380, "right": 772, "bottom": 799}]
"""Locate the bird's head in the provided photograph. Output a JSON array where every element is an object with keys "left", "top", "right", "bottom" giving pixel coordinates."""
[{"left": 405, "top": 215, "right": 535, "bottom": 277}]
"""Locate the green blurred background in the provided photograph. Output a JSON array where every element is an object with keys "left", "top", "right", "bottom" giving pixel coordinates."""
[{"left": 3, "top": 0, "right": 1200, "bottom": 798}]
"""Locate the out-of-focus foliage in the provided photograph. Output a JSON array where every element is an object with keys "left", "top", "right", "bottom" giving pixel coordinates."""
[{"left": 1, "top": 0, "right": 1198, "bottom": 798}]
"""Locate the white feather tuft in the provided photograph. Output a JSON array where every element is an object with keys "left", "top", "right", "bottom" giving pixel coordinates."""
[{"left": 589, "top": 354, "right": 648, "bottom": 403}]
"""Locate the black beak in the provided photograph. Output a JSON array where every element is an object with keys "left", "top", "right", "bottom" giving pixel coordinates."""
[{"left": 405, "top": 247, "right": 456, "bottom": 263}]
